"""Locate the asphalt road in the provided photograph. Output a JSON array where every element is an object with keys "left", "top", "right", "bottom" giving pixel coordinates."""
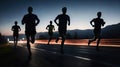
[{"left": 12, "top": 43, "right": 120, "bottom": 67}]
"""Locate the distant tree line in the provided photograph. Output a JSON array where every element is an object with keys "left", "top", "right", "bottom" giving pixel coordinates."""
[
  {"left": 37, "top": 32, "right": 85, "bottom": 39},
  {"left": 37, "top": 23, "right": 120, "bottom": 39},
  {"left": 0, "top": 33, "right": 7, "bottom": 44}
]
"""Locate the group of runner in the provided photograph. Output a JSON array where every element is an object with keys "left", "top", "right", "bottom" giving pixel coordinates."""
[{"left": 11, "top": 6, "right": 105, "bottom": 55}]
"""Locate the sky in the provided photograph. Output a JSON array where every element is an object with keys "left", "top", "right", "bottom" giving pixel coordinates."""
[{"left": 0, "top": 0, "right": 120, "bottom": 35}]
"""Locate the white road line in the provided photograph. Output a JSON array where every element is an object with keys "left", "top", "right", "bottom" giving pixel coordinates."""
[
  {"left": 72, "top": 55, "right": 119, "bottom": 67},
  {"left": 31, "top": 47, "right": 119, "bottom": 67},
  {"left": 19, "top": 44, "right": 120, "bottom": 67},
  {"left": 74, "top": 56, "right": 91, "bottom": 61}
]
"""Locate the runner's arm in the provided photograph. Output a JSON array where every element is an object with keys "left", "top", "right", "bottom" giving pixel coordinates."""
[
  {"left": 68, "top": 16, "right": 70, "bottom": 26},
  {"left": 54, "top": 16, "right": 59, "bottom": 26},
  {"left": 90, "top": 19, "right": 94, "bottom": 27},
  {"left": 19, "top": 26, "right": 21, "bottom": 32},
  {"left": 35, "top": 16, "right": 40, "bottom": 26},
  {"left": 11, "top": 26, "right": 14, "bottom": 31}
]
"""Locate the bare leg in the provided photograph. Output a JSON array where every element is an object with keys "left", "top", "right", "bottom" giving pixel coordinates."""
[
  {"left": 31, "top": 34, "right": 35, "bottom": 44},
  {"left": 88, "top": 36, "right": 97, "bottom": 46},
  {"left": 55, "top": 37, "right": 59, "bottom": 43},
  {"left": 15, "top": 37, "right": 18, "bottom": 47},
  {"left": 15, "top": 37, "right": 17, "bottom": 47},
  {"left": 48, "top": 36, "right": 52, "bottom": 45},
  {"left": 26, "top": 36, "right": 31, "bottom": 56},
  {"left": 13, "top": 37, "right": 15, "bottom": 47},
  {"left": 96, "top": 36, "right": 101, "bottom": 51},
  {"left": 61, "top": 35, "right": 65, "bottom": 54}
]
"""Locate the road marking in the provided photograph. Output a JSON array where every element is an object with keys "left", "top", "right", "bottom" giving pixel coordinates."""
[
  {"left": 19, "top": 44, "right": 120, "bottom": 67},
  {"left": 74, "top": 56, "right": 91, "bottom": 61},
  {"left": 72, "top": 55, "right": 119, "bottom": 67},
  {"left": 31, "top": 47, "right": 119, "bottom": 67}
]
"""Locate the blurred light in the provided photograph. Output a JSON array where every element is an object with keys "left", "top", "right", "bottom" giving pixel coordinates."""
[
  {"left": 22, "top": 38, "right": 25, "bottom": 40},
  {"left": 7, "top": 38, "right": 9, "bottom": 42}
]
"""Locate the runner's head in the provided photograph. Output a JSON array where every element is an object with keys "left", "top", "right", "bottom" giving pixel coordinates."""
[
  {"left": 50, "top": 21, "right": 52, "bottom": 25},
  {"left": 62, "top": 7, "right": 67, "bottom": 14},
  {"left": 97, "top": 12, "right": 102, "bottom": 18},
  {"left": 28, "top": 6, "right": 33, "bottom": 14},
  {"left": 14, "top": 21, "right": 18, "bottom": 25}
]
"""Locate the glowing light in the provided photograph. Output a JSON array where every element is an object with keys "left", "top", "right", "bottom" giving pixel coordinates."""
[
  {"left": 7, "top": 38, "right": 9, "bottom": 42},
  {"left": 22, "top": 38, "right": 25, "bottom": 40}
]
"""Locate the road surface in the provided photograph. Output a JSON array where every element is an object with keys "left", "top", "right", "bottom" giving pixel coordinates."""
[{"left": 2, "top": 43, "right": 119, "bottom": 67}]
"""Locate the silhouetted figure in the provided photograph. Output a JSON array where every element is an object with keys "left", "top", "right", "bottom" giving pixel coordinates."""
[
  {"left": 54, "top": 7, "right": 70, "bottom": 54},
  {"left": 22, "top": 6, "right": 40, "bottom": 56},
  {"left": 11, "top": 21, "right": 21, "bottom": 47},
  {"left": 46, "top": 21, "right": 55, "bottom": 45},
  {"left": 88, "top": 12, "right": 105, "bottom": 51}
]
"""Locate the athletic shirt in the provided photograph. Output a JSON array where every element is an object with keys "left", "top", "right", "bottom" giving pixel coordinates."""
[
  {"left": 22, "top": 14, "right": 38, "bottom": 32},
  {"left": 92, "top": 18, "right": 105, "bottom": 30},
  {"left": 56, "top": 14, "right": 70, "bottom": 30},
  {"left": 12, "top": 25, "right": 20, "bottom": 34},
  {"left": 47, "top": 25, "right": 54, "bottom": 33}
]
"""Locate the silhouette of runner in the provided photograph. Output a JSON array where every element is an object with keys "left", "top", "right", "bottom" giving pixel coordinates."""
[
  {"left": 88, "top": 12, "right": 105, "bottom": 51},
  {"left": 22, "top": 6, "right": 40, "bottom": 55},
  {"left": 46, "top": 21, "right": 55, "bottom": 45},
  {"left": 54, "top": 7, "right": 70, "bottom": 53},
  {"left": 11, "top": 21, "right": 21, "bottom": 47}
]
